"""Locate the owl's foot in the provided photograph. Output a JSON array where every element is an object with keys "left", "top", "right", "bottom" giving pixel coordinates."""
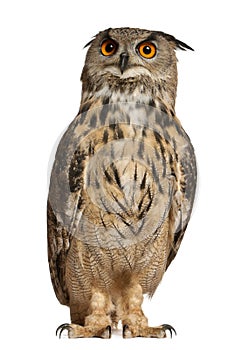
[
  {"left": 121, "top": 283, "right": 176, "bottom": 338},
  {"left": 122, "top": 323, "right": 176, "bottom": 338},
  {"left": 56, "top": 323, "right": 111, "bottom": 339}
]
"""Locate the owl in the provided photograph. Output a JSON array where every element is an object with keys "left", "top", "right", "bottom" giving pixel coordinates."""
[{"left": 48, "top": 27, "right": 196, "bottom": 339}]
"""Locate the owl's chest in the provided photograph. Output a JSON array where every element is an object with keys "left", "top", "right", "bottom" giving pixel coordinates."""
[{"left": 69, "top": 103, "right": 175, "bottom": 250}]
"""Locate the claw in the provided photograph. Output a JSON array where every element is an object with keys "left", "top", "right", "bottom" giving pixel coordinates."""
[
  {"left": 106, "top": 325, "right": 112, "bottom": 338},
  {"left": 122, "top": 324, "right": 127, "bottom": 338},
  {"left": 161, "top": 324, "right": 177, "bottom": 338},
  {"left": 123, "top": 324, "right": 132, "bottom": 338},
  {"left": 122, "top": 324, "right": 128, "bottom": 337},
  {"left": 56, "top": 323, "right": 72, "bottom": 338},
  {"left": 56, "top": 323, "right": 69, "bottom": 337}
]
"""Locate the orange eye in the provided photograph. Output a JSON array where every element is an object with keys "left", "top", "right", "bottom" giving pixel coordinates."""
[
  {"left": 138, "top": 42, "right": 156, "bottom": 59},
  {"left": 101, "top": 39, "right": 118, "bottom": 56}
]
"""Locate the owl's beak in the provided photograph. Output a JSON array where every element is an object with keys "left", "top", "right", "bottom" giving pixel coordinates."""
[{"left": 119, "top": 52, "right": 129, "bottom": 74}]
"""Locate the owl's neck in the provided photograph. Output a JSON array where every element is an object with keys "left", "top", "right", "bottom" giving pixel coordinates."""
[{"left": 79, "top": 72, "right": 177, "bottom": 116}]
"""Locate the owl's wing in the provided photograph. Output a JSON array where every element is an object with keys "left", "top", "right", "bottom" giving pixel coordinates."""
[
  {"left": 165, "top": 126, "right": 197, "bottom": 269},
  {"left": 47, "top": 110, "right": 89, "bottom": 305}
]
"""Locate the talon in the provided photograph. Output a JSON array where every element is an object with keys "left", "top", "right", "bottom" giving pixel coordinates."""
[
  {"left": 56, "top": 323, "right": 69, "bottom": 337},
  {"left": 106, "top": 325, "right": 112, "bottom": 339},
  {"left": 161, "top": 324, "right": 177, "bottom": 338},
  {"left": 123, "top": 324, "right": 131, "bottom": 338},
  {"left": 122, "top": 324, "right": 127, "bottom": 338},
  {"left": 56, "top": 323, "right": 72, "bottom": 338}
]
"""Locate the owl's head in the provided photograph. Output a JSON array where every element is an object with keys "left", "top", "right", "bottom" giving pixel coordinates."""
[{"left": 81, "top": 28, "right": 193, "bottom": 106}]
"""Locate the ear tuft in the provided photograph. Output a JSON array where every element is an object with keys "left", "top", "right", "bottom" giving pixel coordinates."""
[
  {"left": 173, "top": 38, "right": 194, "bottom": 51},
  {"left": 83, "top": 38, "right": 95, "bottom": 49},
  {"left": 156, "top": 31, "right": 194, "bottom": 51}
]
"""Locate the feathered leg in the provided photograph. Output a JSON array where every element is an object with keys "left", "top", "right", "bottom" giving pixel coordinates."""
[{"left": 57, "top": 288, "right": 113, "bottom": 338}]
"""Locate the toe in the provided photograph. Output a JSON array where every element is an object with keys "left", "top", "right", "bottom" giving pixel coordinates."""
[{"left": 99, "top": 325, "right": 111, "bottom": 339}]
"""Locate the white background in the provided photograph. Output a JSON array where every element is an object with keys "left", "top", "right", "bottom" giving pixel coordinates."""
[{"left": 0, "top": 0, "right": 247, "bottom": 349}]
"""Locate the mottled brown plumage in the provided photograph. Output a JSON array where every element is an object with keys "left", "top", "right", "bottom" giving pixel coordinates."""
[{"left": 48, "top": 27, "right": 196, "bottom": 338}]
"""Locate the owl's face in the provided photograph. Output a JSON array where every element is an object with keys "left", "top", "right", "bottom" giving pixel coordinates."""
[
  {"left": 81, "top": 28, "right": 193, "bottom": 107},
  {"left": 83, "top": 28, "right": 181, "bottom": 81}
]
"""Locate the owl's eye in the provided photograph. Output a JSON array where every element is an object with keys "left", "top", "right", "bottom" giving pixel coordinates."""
[
  {"left": 137, "top": 42, "right": 156, "bottom": 59},
  {"left": 101, "top": 39, "right": 118, "bottom": 56}
]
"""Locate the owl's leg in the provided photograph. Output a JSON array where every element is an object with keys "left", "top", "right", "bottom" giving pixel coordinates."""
[
  {"left": 57, "top": 288, "right": 113, "bottom": 339},
  {"left": 121, "top": 283, "right": 176, "bottom": 338}
]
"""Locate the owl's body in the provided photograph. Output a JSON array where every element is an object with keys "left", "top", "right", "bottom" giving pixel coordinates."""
[{"left": 48, "top": 28, "right": 196, "bottom": 338}]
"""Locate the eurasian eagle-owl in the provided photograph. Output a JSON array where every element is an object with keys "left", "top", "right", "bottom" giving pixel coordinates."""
[{"left": 47, "top": 27, "right": 196, "bottom": 339}]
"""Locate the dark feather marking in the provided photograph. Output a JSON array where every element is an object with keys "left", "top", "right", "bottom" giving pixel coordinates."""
[
  {"left": 103, "top": 96, "right": 110, "bottom": 105},
  {"left": 140, "top": 171, "right": 147, "bottom": 190},
  {"left": 146, "top": 186, "right": 153, "bottom": 210},
  {"left": 104, "top": 169, "right": 113, "bottom": 183},
  {"left": 111, "top": 163, "right": 122, "bottom": 188},
  {"left": 134, "top": 163, "right": 137, "bottom": 181},
  {"left": 77, "top": 195, "right": 84, "bottom": 210},
  {"left": 154, "top": 131, "right": 165, "bottom": 154},
  {"left": 160, "top": 105, "right": 168, "bottom": 115},
  {"left": 109, "top": 124, "right": 116, "bottom": 131},
  {"left": 116, "top": 124, "right": 124, "bottom": 139},
  {"left": 148, "top": 98, "right": 156, "bottom": 108},
  {"left": 111, "top": 193, "right": 126, "bottom": 212},
  {"left": 69, "top": 149, "right": 86, "bottom": 192},
  {"left": 103, "top": 129, "right": 109, "bottom": 143},
  {"left": 151, "top": 161, "right": 159, "bottom": 183},
  {"left": 138, "top": 186, "right": 153, "bottom": 219},
  {"left": 95, "top": 177, "right": 100, "bottom": 189},
  {"left": 100, "top": 214, "right": 107, "bottom": 228},
  {"left": 99, "top": 106, "right": 109, "bottom": 124},
  {"left": 162, "top": 157, "right": 167, "bottom": 177},
  {"left": 88, "top": 141, "right": 94, "bottom": 155},
  {"left": 117, "top": 213, "right": 131, "bottom": 226},
  {"left": 89, "top": 113, "right": 97, "bottom": 128}
]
